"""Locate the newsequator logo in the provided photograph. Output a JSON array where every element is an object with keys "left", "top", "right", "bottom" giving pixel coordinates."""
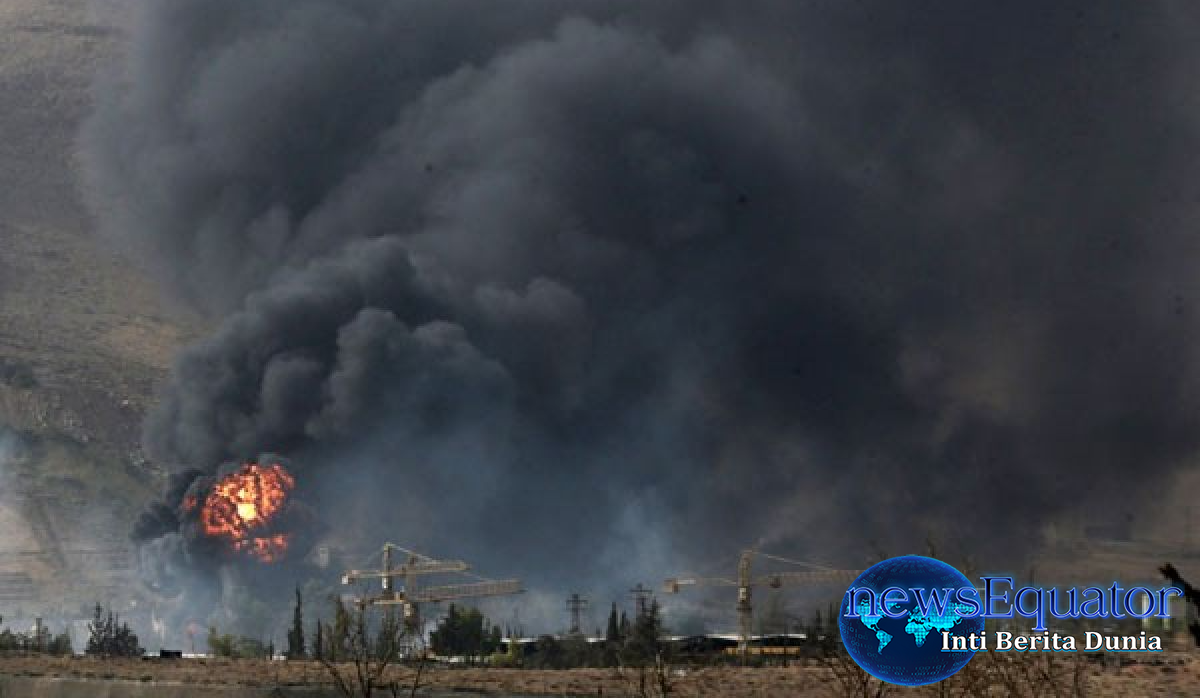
[{"left": 837, "top": 555, "right": 1183, "bottom": 687}]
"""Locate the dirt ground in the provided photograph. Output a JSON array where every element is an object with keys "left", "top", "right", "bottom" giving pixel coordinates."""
[{"left": 0, "top": 653, "right": 1196, "bottom": 697}]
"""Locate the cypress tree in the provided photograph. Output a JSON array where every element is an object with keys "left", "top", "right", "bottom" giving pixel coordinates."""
[
  {"left": 604, "top": 602, "right": 621, "bottom": 666},
  {"left": 623, "top": 599, "right": 663, "bottom": 666},
  {"left": 606, "top": 603, "right": 620, "bottom": 643},
  {"left": 332, "top": 597, "right": 350, "bottom": 661},
  {"left": 287, "top": 586, "right": 306, "bottom": 659}
]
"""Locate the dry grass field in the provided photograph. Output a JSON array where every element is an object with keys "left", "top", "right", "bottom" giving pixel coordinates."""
[{"left": 0, "top": 653, "right": 1195, "bottom": 697}]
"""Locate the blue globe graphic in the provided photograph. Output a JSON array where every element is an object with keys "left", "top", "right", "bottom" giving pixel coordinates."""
[{"left": 837, "top": 555, "right": 983, "bottom": 686}]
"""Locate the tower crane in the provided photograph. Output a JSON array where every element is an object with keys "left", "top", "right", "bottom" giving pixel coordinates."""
[
  {"left": 664, "top": 549, "right": 860, "bottom": 660},
  {"left": 343, "top": 543, "right": 522, "bottom": 633}
]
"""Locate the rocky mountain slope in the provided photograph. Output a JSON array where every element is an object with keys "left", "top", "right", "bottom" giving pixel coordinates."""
[{"left": 0, "top": 0, "right": 200, "bottom": 618}]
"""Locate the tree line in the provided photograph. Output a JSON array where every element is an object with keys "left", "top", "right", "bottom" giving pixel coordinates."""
[
  {"left": 0, "top": 602, "right": 145, "bottom": 658},
  {"left": 0, "top": 602, "right": 134, "bottom": 657},
  {"left": 0, "top": 614, "right": 72, "bottom": 655},
  {"left": 497, "top": 599, "right": 668, "bottom": 670},
  {"left": 271, "top": 586, "right": 670, "bottom": 670}
]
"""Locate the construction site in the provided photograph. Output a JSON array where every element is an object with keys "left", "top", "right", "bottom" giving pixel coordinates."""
[
  {"left": 0, "top": 489, "right": 1197, "bottom": 698},
  {"left": 0, "top": 421, "right": 1198, "bottom": 697}
]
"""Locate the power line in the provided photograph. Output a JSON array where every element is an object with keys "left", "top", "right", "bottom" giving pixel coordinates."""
[{"left": 566, "top": 593, "right": 588, "bottom": 635}]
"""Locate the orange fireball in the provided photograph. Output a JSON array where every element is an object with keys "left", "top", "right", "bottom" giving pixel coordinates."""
[
  {"left": 232, "top": 534, "right": 292, "bottom": 563},
  {"left": 200, "top": 462, "right": 296, "bottom": 562}
]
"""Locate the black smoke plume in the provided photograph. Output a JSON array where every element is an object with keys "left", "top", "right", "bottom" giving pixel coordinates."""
[{"left": 82, "top": 0, "right": 1200, "bottom": 629}]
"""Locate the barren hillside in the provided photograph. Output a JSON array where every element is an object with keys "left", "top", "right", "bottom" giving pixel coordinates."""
[{"left": 0, "top": 0, "right": 199, "bottom": 618}]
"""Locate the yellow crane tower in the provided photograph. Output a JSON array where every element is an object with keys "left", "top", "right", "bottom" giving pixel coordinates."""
[
  {"left": 343, "top": 543, "right": 523, "bottom": 633},
  {"left": 664, "top": 549, "right": 860, "bottom": 661}
]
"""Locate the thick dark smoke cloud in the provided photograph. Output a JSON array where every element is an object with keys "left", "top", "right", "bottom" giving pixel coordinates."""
[{"left": 81, "top": 0, "right": 1200, "bottom": 626}]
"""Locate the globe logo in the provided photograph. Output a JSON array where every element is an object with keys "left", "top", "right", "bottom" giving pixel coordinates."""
[{"left": 838, "top": 555, "right": 984, "bottom": 686}]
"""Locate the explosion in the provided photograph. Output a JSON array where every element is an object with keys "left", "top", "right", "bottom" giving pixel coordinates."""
[{"left": 199, "top": 462, "right": 296, "bottom": 562}]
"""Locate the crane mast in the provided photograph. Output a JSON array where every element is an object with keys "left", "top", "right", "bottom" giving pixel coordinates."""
[{"left": 736, "top": 550, "right": 753, "bottom": 658}]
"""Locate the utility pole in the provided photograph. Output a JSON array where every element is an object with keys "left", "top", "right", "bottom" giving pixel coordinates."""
[
  {"left": 629, "top": 584, "right": 653, "bottom": 617},
  {"left": 566, "top": 593, "right": 589, "bottom": 636}
]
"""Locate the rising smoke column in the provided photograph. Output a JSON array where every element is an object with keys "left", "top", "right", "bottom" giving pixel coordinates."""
[{"left": 82, "top": 0, "right": 1200, "bottom": 602}]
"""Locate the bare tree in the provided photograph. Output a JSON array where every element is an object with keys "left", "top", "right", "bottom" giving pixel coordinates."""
[
  {"left": 318, "top": 602, "right": 428, "bottom": 698},
  {"left": 970, "top": 646, "right": 1089, "bottom": 697},
  {"left": 611, "top": 649, "right": 675, "bottom": 698},
  {"left": 818, "top": 648, "right": 891, "bottom": 698},
  {"left": 394, "top": 633, "right": 429, "bottom": 698}
]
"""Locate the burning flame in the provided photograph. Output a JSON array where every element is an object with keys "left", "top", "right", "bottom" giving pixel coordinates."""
[{"left": 200, "top": 462, "right": 296, "bottom": 562}]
